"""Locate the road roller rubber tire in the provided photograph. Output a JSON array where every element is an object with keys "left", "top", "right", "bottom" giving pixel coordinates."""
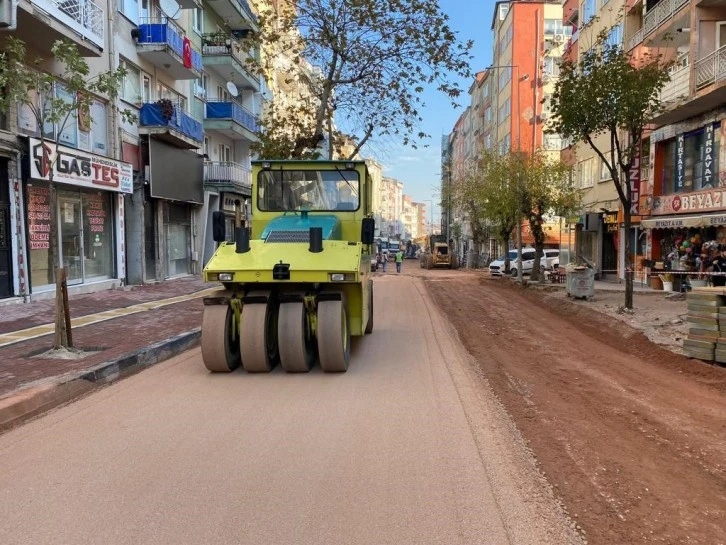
[
  {"left": 278, "top": 302, "right": 314, "bottom": 373},
  {"left": 201, "top": 305, "right": 241, "bottom": 372},
  {"left": 317, "top": 299, "right": 350, "bottom": 373},
  {"left": 240, "top": 294, "right": 279, "bottom": 373}
]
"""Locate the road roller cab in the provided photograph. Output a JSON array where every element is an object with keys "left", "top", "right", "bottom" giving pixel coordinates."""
[{"left": 201, "top": 160, "right": 376, "bottom": 374}]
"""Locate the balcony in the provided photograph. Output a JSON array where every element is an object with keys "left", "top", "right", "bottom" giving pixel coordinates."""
[
  {"left": 643, "top": 0, "right": 689, "bottom": 39},
  {"left": 695, "top": 45, "right": 726, "bottom": 90},
  {"left": 134, "top": 18, "right": 203, "bottom": 80},
  {"left": 206, "top": 0, "right": 258, "bottom": 31},
  {"left": 201, "top": 33, "right": 260, "bottom": 91},
  {"left": 204, "top": 100, "right": 260, "bottom": 141},
  {"left": 660, "top": 63, "right": 690, "bottom": 103},
  {"left": 17, "top": 0, "right": 104, "bottom": 56},
  {"left": 627, "top": 27, "right": 644, "bottom": 51},
  {"left": 139, "top": 101, "right": 203, "bottom": 149},
  {"left": 204, "top": 161, "right": 252, "bottom": 194}
]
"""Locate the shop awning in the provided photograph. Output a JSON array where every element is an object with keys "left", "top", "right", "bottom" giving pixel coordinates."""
[{"left": 640, "top": 214, "right": 726, "bottom": 229}]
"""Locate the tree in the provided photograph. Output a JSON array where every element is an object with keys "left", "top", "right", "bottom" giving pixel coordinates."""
[
  {"left": 0, "top": 38, "right": 135, "bottom": 349},
  {"left": 517, "top": 151, "right": 580, "bottom": 282},
  {"left": 448, "top": 150, "right": 520, "bottom": 272},
  {"left": 549, "top": 33, "right": 669, "bottom": 308},
  {"left": 249, "top": 0, "right": 472, "bottom": 159}
]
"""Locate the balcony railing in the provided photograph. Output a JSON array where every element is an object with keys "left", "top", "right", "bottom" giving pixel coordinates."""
[
  {"left": 137, "top": 17, "right": 203, "bottom": 73},
  {"left": 33, "top": 0, "right": 104, "bottom": 48},
  {"left": 205, "top": 100, "right": 260, "bottom": 132},
  {"left": 627, "top": 27, "right": 644, "bottom": 51},
  {"left": 695, "top": 45, "right": 726, "bottom": 90},
  {"left": 660, "top": 63, "right": 690, "bottom": 102},
  {"left": 643, "top": 0, "right": 689, "bottom": 38},
  {"left": 139, "top": 101, "right": 204, "bottom": 143},
  {"left": 204, "top": 161, "right": 252, "bottom": 190},
  {"left": 201, "top": 33, "right": 258, "bottom": 83}
]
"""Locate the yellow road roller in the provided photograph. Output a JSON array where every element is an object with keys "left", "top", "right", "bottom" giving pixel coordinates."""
[{"left": 201, "top": 160, "right": 375, "bottom": 373}]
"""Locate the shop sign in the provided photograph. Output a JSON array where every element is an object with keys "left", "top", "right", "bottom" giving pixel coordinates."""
[
  {"left": 603, "top": 211, "right": 618, "bottom": 232},
  {"left": 222, "top": 193, "right": 246, "bottom": 212},
  {"left": 651, "top": 187, "right": 726, "bottom": 215},
  {"left": 675, "top": 134, "right": 685, "bottom": 192},
  {"left": 29, "top": 138, "right": 132, "bottom": 194},
  {"left": 703, "top": 124, "right": 715, "bottom": 188},
  {"left": 26, "top": 184, "right": 52, "bottom": 250}
]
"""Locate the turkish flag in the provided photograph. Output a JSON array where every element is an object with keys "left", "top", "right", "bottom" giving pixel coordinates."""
[{"left": 183, "top": 37, "right": 192, "bottom": 69}]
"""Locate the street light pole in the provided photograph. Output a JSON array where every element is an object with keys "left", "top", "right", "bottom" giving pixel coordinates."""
[{"left": 489, "top": 63, "right": 525, "bottom": 282}]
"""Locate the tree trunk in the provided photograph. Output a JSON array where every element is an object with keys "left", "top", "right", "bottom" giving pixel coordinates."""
[
  {"left": 48, "top": 163, "right": 72, "bottom": 349},
  {"left": 623, "top": 173, "right": 634, "bottom": 310}
]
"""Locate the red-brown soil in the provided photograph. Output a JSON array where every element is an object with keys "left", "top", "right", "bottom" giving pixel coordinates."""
[{"left": 424, "top": 270, "right": 726, "bottom": 545}]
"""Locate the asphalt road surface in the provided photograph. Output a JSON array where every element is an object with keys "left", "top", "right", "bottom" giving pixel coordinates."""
[{"left": 0, "top": 273, "right": 581, "bottom": 545}]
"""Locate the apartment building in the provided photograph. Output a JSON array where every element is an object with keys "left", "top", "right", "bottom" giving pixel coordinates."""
[
  {"left": 491, "top": 0, "right": 568, "bottom": 156},
  {"left": 624, "top": 0, "right": 726, "bottom": 274},
  {"left": 379, "top": 176, "right": 404, "bottom": 237},
  {"left": 562, "top": 0, "right": 626, "bottom": 280},
  {"left": 1, "top": 0, "right": 135, "bottom": 300},
  {"left": 0, "top": 0, "right": 265, "bottom": 301}
]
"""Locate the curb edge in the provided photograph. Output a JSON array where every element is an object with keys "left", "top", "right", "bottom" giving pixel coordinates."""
[{"left": 0, "top": 328, "right": 201, "bottom": 434}]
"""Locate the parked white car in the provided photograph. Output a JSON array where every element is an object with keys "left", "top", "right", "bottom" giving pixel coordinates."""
[{"left": 489, "top": 248, "right": 559, "bottom": 277}]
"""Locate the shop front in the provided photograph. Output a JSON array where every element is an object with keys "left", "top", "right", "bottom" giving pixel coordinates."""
[
  {"left": 147, "top": 137, "right": 204, "bottom": 279},
  {"left": 24, "top": 138, "right": 132, "bottom": 296}
]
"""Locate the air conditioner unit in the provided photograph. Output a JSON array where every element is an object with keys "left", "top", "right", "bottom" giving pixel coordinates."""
[
  {"left": 0, "top": 0, "right": 18, "bottom": 30},
  {"left": 553, "top": 33, "right": 565, "bottom": 43}
]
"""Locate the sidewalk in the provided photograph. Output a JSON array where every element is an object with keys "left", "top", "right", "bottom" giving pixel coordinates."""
[{"left": 0, "top": 276, "right": 213, "bottom": 432}]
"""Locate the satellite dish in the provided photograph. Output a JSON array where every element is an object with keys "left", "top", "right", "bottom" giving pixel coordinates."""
[{"left": 226, "top": 81, "right": 239, "bottom": 97}]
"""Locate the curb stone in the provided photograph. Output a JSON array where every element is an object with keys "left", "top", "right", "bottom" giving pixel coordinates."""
[{"left": 0, "top": 328, "right": 201, "bottom": 434}]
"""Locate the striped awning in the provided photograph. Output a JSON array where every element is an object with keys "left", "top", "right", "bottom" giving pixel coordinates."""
[{"left": 640, "top": 214, "right": 726, "bottom": 229}]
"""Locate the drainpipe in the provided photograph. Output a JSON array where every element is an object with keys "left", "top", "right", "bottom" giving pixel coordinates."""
[{"left": 14, "top": 148, "right": 29, "bottom": 302}]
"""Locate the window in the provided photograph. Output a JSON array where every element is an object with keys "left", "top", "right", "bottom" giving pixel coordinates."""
[
  {"left": 499, "top": 3, "right": 509, "bottom": 21},
  {"left": 484, "top": 106, "right": 492, "bottom": 123},
  {"left": 600, "top": 157, "right": 612, "bottom": 181},
  {"left": 120, "top": 60, "right": 142, "bottom": 104},
  {"left": 192, "top": 7, "right": 202, "bottom": 34},
  {"left": 579, "top": 158, "right": 594, "bottom": 188},
  {"left": 499, "top": 133, "right": 511, "bottom": 153},
  {"left": 543, "top": 134, "right": 563, "bottom": 150},
  {"left": 582, "top": 0, "right": 596, "bottom": 25},
  {"left": 543, "top": 57, "right": 561, "bottom": 78},
  {"left": 498, "top": 66, "right": 512, "bottom": 89},
  {"left": 544, "top": 19, "right": 573, "bottom": 36},
  {"left": 606, "top": 23, "right": 623, "bottom": 49},
  {"left": 119, "top": 0, "right": 140, "bottom": 24},
  {"left": 218, "top": 144, "right": 231, "bottom": 162},
  {"left": 142, "top": 74, "right": 151, "bottom": 104}
]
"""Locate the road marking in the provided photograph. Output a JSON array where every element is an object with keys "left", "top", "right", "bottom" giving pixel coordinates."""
[{"left": 0, "top": 287, "right": 218, "bottom": 349}]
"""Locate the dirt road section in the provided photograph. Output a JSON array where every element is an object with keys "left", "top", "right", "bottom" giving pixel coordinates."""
[{"left": 423, "top": 269, "right": 726, "bottom": 545}]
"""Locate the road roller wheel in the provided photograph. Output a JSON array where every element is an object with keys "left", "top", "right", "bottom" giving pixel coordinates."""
[
  {"left": 317, "top": 298, "right": 350, "bottom": 373},
  {"left": 240, "top": 294, "right": 279, "bottom": 373},
  {"left": 364, "top": 283, "right": 373, "bottom": 335},
  {"left": 278, "top": 302, "right": 314, "bottom": 373},
  {"left": 201, "top": 305, "right": 241, "bottom": 372}
]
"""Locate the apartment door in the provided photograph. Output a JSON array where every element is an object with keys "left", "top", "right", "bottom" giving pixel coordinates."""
[
  {"left": 0, "top": 159, "right": 12, "bottom": 298},
  {"left": 717, "top": 22, "right": 726, "bottom": 50},
  {"left": 58, "top": 195, "right": 84, "bottom": 285},
  {"left": 218, "top": 144, "right": 231, "bottom": 162}
]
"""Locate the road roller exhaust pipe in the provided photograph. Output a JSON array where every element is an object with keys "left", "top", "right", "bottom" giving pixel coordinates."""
[
  {"left": 236, "top": 228, "right": 250, "bottom": 254},
  {"left": 309, "top": 227, "right": 323, "bottom": 253}
]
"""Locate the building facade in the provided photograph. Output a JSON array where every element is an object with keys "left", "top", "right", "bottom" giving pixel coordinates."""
[
  {"left": 627, "top": 0, "right": 726, "bottom": 285},
  {"left": 0, "top": 0, "right": 266, "bottom": 302}
]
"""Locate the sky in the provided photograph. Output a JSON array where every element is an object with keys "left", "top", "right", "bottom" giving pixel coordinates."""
[{"left": 379, "top": 0, "right": 495, "bottom": 224}]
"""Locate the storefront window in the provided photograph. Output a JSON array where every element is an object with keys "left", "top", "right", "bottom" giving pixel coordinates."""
[
  {"left": 662, "top": 124, "right": 721, "bottom": 195},
  {"left": 27, "top": 183, "right": 115, "bottom": 290},
  {"left": 165, "top": 202, "right": 191, "bottom": 278},
  {"left": 82, "top": 191, "right": 114, "bottom": 280},
  {"left": 27, "top": 181, "right": 54, "bottom": 287}
]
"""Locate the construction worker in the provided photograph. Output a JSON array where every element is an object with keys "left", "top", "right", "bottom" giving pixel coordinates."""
[{"left": 395, "top": 248, "right": 404, "bottom": 273}]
